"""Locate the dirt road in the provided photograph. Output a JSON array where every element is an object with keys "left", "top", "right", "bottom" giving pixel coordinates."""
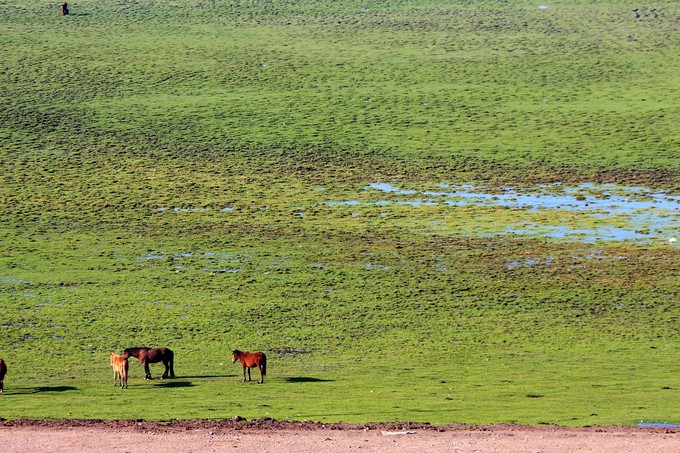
[{"left": 1, "top": 419, "right": 679, "bottom": 452}]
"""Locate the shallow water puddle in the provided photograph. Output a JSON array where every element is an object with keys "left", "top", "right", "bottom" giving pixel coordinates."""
[
  {"left": 423, "top": 183, "right": 679, "bottom": 213},
  {"left": 638, "top": 422, "right": 680, "bottom": 428},
  {"left": 507, "top": 257, "right": 555, "bottom": 269},
  {"left": 329, "top": 183, "right": 679, "bottom": 243},
  {"left": 157, "top": 207, "right": 233, "bottom": 212},
  {"left": 0, "top": 277, "right": 31, "bottom": 284}
]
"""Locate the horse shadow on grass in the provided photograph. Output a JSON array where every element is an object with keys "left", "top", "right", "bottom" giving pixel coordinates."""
[
  {"left": 284, "top": 377, "right": 334, "bottom": 384},
  {"left": 10, "top": 386, "right": 77, "bottom": 395},
  {"left": 152, "top": 380, "right": 195, "bottom": 389},
  {"left": 171, "top": 375, "right": 225, "bottom": 380}
]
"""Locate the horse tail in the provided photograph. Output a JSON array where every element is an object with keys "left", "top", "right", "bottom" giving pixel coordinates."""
[
  {"left": 261, "top": 353, "right": 267, "bottom": 376},
  {"left": 169, "top": 349, "right": 176, "bottom": 378}
]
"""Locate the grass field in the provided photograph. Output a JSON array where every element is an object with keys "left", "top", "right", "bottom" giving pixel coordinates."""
[{"left": 0, "top": 0, "right": 679, "bottom": 426}]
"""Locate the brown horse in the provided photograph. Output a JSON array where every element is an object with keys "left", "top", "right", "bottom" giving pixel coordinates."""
[
  {"left": 109, "top": 352, "right": 128, "bottom": 389},
  {"left": 0, "top": 358, "right": 6, "bottom": 393},
  {"left": 123, "top": 347, "right": 175, "bottom": 380},
  {"left": 231, "top": 350, "right": 266, "bottom": 384}
]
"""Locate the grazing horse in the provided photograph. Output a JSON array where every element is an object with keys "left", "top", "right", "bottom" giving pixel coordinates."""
[
  {"left": 123, "top": 347, "right": 175, "bottom": 380},
  {"left": 231, "top": 350, "right": 266, "bottom": 384},
  {"left": 0, "top": 358, "right": 6, "bottom": 393},
  {"left": 109, "top": 352, "right": 128, "bottom": 389}
]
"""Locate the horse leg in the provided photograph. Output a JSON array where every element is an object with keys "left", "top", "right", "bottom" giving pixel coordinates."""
[
  {"left": 258, "top": 364, "right": 264, "bottom": 384},
  {"left": 247, "top": 366, "right": 252, "bottom": 381},
  {"left": 144, "top": 361, "right": 152, "bottom": 380},
  {"left": 242, "top": 364, "right": 247, "bottom": 382},
  {"left": 162, "top": 360, "right": 169, "bottom": 379}
]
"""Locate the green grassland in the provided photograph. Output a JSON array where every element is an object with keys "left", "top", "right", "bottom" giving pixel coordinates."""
[{"left": 0, "top": 0, "right": 679, "bottom": 426}]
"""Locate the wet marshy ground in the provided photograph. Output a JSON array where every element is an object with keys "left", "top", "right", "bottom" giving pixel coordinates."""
[{"left": 327, "top": 182, "right": 679, "bottom": 243}]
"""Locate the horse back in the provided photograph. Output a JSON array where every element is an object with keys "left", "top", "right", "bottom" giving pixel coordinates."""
[
  {"left": 114, "top": 357, "right": 126, "bottom": 371},
  {"left": 110, "top": 354, "right": 126, "bottom": 371},
  {"left": 147, "top": 347, "right": 173, "bottom": 363},
  {"left": 246, "top": 351, "right": 265, "bottom": 367}
]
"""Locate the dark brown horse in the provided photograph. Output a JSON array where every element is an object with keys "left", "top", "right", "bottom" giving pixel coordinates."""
[
  {"left": 123, "top": 347, "right": 175, "bottom": 380},
  {"left": 0, "top": 358, "right": 6, "bottom": 393},
  {"left": 231, "top": 350, "right": 266, "bottom": 384}
]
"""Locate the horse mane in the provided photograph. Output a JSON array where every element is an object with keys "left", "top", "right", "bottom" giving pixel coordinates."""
[{"left": 123, "top": 347, "right": 145, "bottom": 358}]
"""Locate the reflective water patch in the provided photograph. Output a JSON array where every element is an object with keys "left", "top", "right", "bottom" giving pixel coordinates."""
[
  {"left": 0, "top": 277, "right": 31, "bottom": 284},
  {"left": 326, "top": 183, "right": 679, "bottom": 243},
  {"left": 638, "top": 422, "right": 680, "bottom": 428}
]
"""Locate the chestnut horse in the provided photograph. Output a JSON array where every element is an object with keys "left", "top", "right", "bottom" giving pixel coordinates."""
[
  {"left": 0, "top": 358, "right": 6, "bottom": 393},
  {"left": 109, "top": 352, "right": 128, "bottom": 389},
  {"left": 123, "top": 347, "right": 175, "bottom": 380},
  {"left": 231, "top": 350, "right": 266, "bottom": 384}
]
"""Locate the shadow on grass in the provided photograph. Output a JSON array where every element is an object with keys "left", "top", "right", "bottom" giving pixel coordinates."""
[
  {"left": 173, "top": 375, "right": 228, "bottom": 379},
  {"left": 10, "top": 386, "right": 78, "bottom": 394},
  {"left": 284, "top": 377, "right": 334, "bottom": 383},
  {"left": 152, "top": 381, "right": 196, "bottom": 388}
]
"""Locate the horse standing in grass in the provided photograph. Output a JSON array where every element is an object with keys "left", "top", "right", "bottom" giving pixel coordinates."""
[
  {"left": 123, "top": 347, "right": 175, "bottom": 380},
  {"left": 231, "top": 350, "right": 266, "bottom": 384},
  {"left": 0, "top": 358, "right": 6, "bottom": 393},
  {"left": 109, "top": 352, "right": 128, "bottom": 389}
]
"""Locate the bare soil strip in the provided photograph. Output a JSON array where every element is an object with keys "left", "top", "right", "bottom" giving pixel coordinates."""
[{"left": 1, "top": 419, "right": 678, "bottom": 452}]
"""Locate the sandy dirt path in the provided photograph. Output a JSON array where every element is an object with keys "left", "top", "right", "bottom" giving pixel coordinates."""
[{"left": 1, "top": 421, "right": 679, "bottom": 452}]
